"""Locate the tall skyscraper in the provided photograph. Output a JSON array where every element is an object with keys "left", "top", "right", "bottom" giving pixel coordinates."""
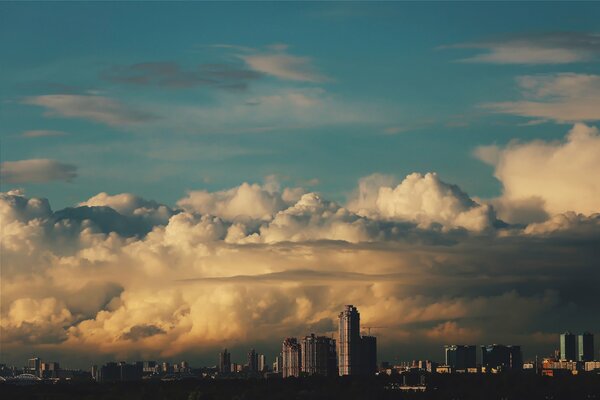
[
  {"left": 578, "top": 332, "right": 594, "bottom": 362},
  {"left": 219, "top": 349, "right": 231, "bottom": 374},
  {"left": 338, "top": 305, "right": 361, "bottom": 376},
  {"left": 301, "top": 333, "right": 337, "bottom": 376},
  {"left": 560, "top": 332, "right": 577, "bottom": 361},
  {"left": 258, "top": 354, "right": 266, "bottom": 372},
  {"left": 247, "top": 348, "right": 259, "bottom": 373},
  {"left": 282, "top": 338, "right": 302, "bottom": 378},
  {"left": 445, "top": 345, "right": 477, "bottom": 370},
  {"left": 481, "top": 345, "right": 523, "bottom": 371},
  {"left": 360, "top": 335, "right": 377, "bottom": 375}
]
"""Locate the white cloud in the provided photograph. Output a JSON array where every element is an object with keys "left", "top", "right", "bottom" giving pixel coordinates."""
[
  {"left": 523, "top": 212, "right": 600, "bottom": 235},
  {"left": 79, "top": 192, "right": 175, "bottom": 226},
  {"left": 1, "top": 159, "right": 77, "bottom": 184},
  {"left": 348, "top": 172, "right": 498, "bottom": 232},
  {"left": 177, "top": 182, "right": 302, "bottom": 221},
  {"left": 23, "top": 94, "right": 157, "bottom": 127},
  {"left": 241, "top": 52, "right": 326, "bottom": 82},
  {"left": 475, "top": 123, "right": 600, "bottom": 222},
  {"left": 483, "top": 73, "right": 600, "bottom": 122},
  {"left": 449, "top": 32, "right": 600, "bottom": 64}
]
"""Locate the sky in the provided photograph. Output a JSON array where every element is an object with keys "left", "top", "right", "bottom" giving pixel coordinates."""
[{"left": 1, "top": 2, "right": 600, "bottom": 368}]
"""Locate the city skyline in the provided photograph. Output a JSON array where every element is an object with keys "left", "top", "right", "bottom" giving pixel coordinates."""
[{"left": 2, "top": 2, "right": 600, "bottom": 371}]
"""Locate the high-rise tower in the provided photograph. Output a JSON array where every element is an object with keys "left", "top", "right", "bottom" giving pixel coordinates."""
[
  {"left": 338, "top": 305, "right": 361, "bottom": 376},
  {"left": 578, "top": 332, "right": 594, "bottom": 362},
  {"left": 560, "top": 332, "right": 577, "bottom": 361},
  {"left": 219, "top": 349, "right": 231, "bottom": 374}
]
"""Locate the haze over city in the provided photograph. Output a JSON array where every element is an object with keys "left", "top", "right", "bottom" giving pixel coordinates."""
[{"left": 1, "top": 1, "right": 599, "bottom": 375}]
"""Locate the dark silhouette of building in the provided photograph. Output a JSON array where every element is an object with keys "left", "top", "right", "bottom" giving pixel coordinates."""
[
  {"left": 247, "top": 349, "right": 259, "bottom": 373},
  {"left": 219, "top": 349, "right": 231, "bottom": 374},
  {"left": 301, "top": 334, "right": 337, "bottom": 377},
  {"left": 560, "top": 332, "right": 577, "bottom": 361},
  {"left": 445, "top": 345, "right": 476, "bottom": 370},
  {"left": 481, "top": 345, "right": 523, "bottom": 372},
  {"left": 360, "top": 335, "right": 377, "bottom": 375},
  {"left": 578, "top": 332, "right": 594, "bottom": 362},
  {"left": 40, "top": 362, "right": 59, "bottom": 378}
]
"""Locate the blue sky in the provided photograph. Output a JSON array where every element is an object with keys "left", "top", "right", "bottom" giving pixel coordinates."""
[{"left": 2, "top": 2, "right": 600, "bottom": 208}]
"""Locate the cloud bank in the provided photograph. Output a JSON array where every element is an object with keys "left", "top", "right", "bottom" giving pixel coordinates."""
[{"left": 2, "top": 164, "right": 599, "bottom": 367}]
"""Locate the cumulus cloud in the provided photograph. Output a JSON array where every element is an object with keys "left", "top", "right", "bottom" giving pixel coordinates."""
[
  {"left": 475, "top": 123, "right": 600, "bottom": 222},
  {"left": 23, "top": 94, "right": 158, "bottom": 127},
  {"left": 483, "top": 73, "right": 600, "bottom": 122},
  {"left": 1, "top": 175, "right": 599, "bottom": 367},
  {"left": 177, "top": 182, "right": 302, "bottom": 221},
  {"left": 348, "top": 172, "right": 499, "bottom": 231},
  {"left": 448, "top": 32, "right": 600, "bottom": 64},
  {"left": 1, "top": 159, "right": 77, "bottom": 184}
]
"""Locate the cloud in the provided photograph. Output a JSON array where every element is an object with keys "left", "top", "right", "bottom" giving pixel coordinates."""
[
  {"left": 448, "top": 32, "right": 600, "bottom": 64},
  {"left": 177, "top": 181, "right": 303, "bottom": 221},
  {"left": 1, "top": 159, "right": 77, "bottom": 184},
  {"left": 483, "top": 73, "right": 600, "bottom": 122},
  {"left": 23, "top": 94, "right": 158, "bottom": 127},
  {"left": 101, "top": 62, "right": 262, "bottom": 90},
  {"left": 348, "top": 172, "right": 499, "bottom": 232},
  {"left": 120, "top": 324, "right": 166, "bottom": 341},
  {"left": 241, "top": 51, "right": 326, "bottom": 82},
  {"left": 21, "top": 130, "right": 68, "bottom": 138},
  {"left": 475, "top": 123, "right": 600, "bottom": 221},
  {"left": 523, "top": 212, "right": 600, "bottom": 236},
  {"left": 1, "top": 176, "right": 599, "bottom": 367}
]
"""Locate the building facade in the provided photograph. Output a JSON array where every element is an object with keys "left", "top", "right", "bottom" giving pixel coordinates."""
[
  {"left": 247, "top": 348, "right": 259, "bottom": 373},
  {"left": 219, "top": 349, "right": 231, "bottom": 374},
  {"left": 560, "top": 332, "right": 577, "bottom": 361},
  {"left": 445, "top": 345, "right": 477, "bottom": 370},
  {"left": 578, "top": 332, "right": 594, "bottom": 362},
  {"left": 300, "top": 333, "right": 337, "bottom": 376},
  {"left": 282, "top": 338, "right": 302, "bottom": 378},
  {"left": 338, "top": 305, "right": 361, "bottom": 376},
  {"left": 360, "top": 335, "right": 377, "bottom": 375},
  {"left": 481, "top": 345, "right": 523, "bottom": 371}
]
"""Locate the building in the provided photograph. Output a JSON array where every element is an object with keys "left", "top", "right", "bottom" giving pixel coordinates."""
[
  {"left": 445, "top": 345, "right": 477, "bottom": 370},
  {"left": 97, "top": 362, "right": 119, "bottom": 382},
  {"left": 360, "top": 335, "right": 377, "bottom": 375},
  {"left": 27, "top": 358, "right": 41, "bottom": 377},
  {"left": 578, "top": 332, "right": 594, "bottom": 362},
  {"left": 481, "top": 345, "right": 523, "bottom": 372},
  {"left": 273, "top": 355, "right": 282, "bottom": 374},
  {"left": 282, "top": 338, "right": 302, "bottom": 378},
  {"left": 300, "top": 333, "right": 337, "bottom": 376},
  {"left": 338, "top": 305, "right": 361, "bottom": 376},
  {"left": 40, "top": 362, "right": 59, "bottom": 378},
  {"left": 219, "top": 349, "right": 231, "bottom": 374},
  {"left": 247, "top": 348, "right": 259, "bottom": 373},
  {"left": 258, "top": 354, "right": 266, "bottom": 372},
  {"left": 560, "top": 332, "right": 577, "bottom": 361}
]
